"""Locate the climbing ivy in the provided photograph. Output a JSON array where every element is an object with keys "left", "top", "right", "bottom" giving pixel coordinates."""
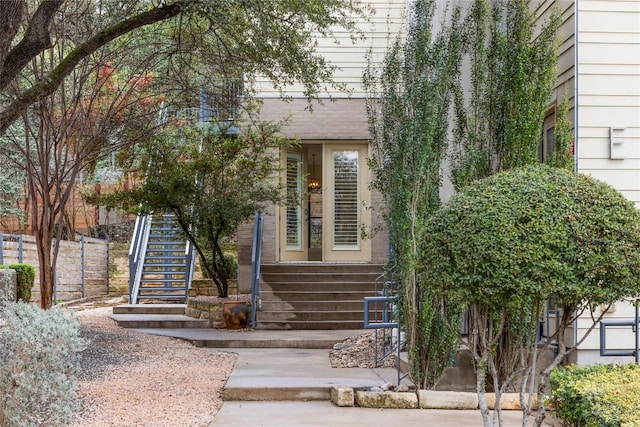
[
  {"left": 364, "top": 0, "right": 465, "bottom": 389},
  {"left": 451, "top": 0, "right": 561, "bottom": 189},
  {"left": 365, "top": 0, "right": 565, "bottom": 403}
]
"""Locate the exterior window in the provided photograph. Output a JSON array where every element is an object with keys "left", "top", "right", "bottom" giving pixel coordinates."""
[
  {"left": 286, "top": 152, "right": 303, "bottom": 250},
  {"left": 333, "top": 150, "right": 359, "bottom": 249},
  {"left": 542, "top": 126, "right": 556, "bottom": 163},
  {"left": 540, "top": 110, "right": 556, "bottom": 163}
]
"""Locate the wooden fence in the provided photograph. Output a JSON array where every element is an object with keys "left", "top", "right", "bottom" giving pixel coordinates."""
[{"left": 0, "top": 233, "right": 109, "bottom": 304}]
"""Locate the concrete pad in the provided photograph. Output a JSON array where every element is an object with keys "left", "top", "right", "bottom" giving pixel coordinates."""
[
  {"left": 210, "top": 401, "right": 529, "bottom": 426},
  {"left": 112, "top": 304, "right": 186, "bottom": 315},
  {"left": 128, "top": 328, "right": 367, "bottom": 349},
  {"left": 110, "top": 313, "right": 209, "bottom": 328},
  {"left": 223, "top": 349, "right": 396, "bottom": 401}
]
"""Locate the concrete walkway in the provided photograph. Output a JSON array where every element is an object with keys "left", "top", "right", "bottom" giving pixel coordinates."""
[{"left": 123, "top": 325, "right": 531, "bottom": 427}]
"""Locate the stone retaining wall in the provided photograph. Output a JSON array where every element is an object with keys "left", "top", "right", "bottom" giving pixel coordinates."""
[
  {"left": 332, "top": 386, "right": 540, "bottom": 411},
  {"left": 186, "top": 276, "right": 250, "bottom": 329}
]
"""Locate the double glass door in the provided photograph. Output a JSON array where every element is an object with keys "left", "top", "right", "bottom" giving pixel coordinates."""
[{"left": 279, "top": 143, "right": 370, "bottom": 262}]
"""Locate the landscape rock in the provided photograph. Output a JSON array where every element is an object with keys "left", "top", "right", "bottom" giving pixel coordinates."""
[
  {"left": 330, "top": 386, "right": 354, "bottom": 407},
  {"left": 485, "top": 393, "right": 538, "bottom": 410},
  {"left": 355, "top": 391, "right": 418, "bottom": 409},
  {"left": 329, "top": 331, "right": 397, "bottom": 368},
  {"left": 418, "top": 390, "right": 478, "bottom": 409},
  {"left": 380, "top": 382, "right": 394, "bottom": 391}
]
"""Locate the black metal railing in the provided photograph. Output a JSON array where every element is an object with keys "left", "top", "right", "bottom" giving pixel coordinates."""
[
  {"left": 363, "top": 273, "right": 406, "bottom": 385},
  {"left": 600, "top": 301, "right": 640, "bottom": 364},
  {"left": 250, "top": 211, "right": 264, "bottom": 329}
]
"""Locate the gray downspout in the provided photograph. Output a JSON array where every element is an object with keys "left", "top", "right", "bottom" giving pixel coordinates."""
[{"left": 573, "top": 0, "right": 579, "bottom": 173}]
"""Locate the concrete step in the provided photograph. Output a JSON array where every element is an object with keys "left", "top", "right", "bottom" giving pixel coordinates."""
[
  {"left": 110, "top": 313, "right": 209, "bottom": 329},
  {"left": 222, "top": 348, "right": 400, "bottom": 402},
  {"left": 112, "top": 304, "right": 186, "bottom": 315},
  {"left": 135, "top": 329, "right": 367, "bottom": 350},
  {"left": 260, "top": 299, "right": 365, "bottom": 311},
  {"left": 259, "top": 281, "right": 377, "bottom": 292},
  {"left": 260, "top": 291, "right": 375, "bottom": 301},
  {"left": 261, "top": 264, "right": 385, "bottom": 274},
  {"left": 257, "top": 310, "right": 370, "bottom": 322},
  {"left": 261, "top": 273, "right": 382, "bottom": 283},
  {"left": 256, "top": 319, "right": 365, "bottom": 330},
  {"left": 255, "top": 263, "right": 385, "bottom": 330}
]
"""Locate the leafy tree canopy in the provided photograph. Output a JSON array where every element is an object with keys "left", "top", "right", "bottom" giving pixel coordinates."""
[
  {"left": 0, "top": 0, "right": 364, "bottom": 135},
  {"left": 419, "top": 164, "right": 640, "bottom": 310},
  {"left": 96, "top": 116, "right": 288, "bottom": 297}
]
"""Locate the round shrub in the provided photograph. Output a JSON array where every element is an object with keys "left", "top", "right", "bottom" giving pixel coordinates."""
[
  {"left": 8, "top": 264, "right": 35, "bottom": 303},
  {"left": 418, "top": 164, "right": 640, "bottom": 309},
  {"left": 550, "top": 363, "right": 640, "bottom": 427}
]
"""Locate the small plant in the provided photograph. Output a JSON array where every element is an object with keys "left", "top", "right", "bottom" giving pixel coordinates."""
[
  {"left": 0, "top": 302, "right": 88, "bottom": 426},
  {"left": 221, "top": 253, "right": 238, "bottom": 281},
  {"left": 550, "top": 364, "right": 640, "bottom": 427},
  {"left": 0, "top": 269, "right": 16, "bottom": 304},
  {"left": 7, "top": 264, "right": 34, "bottom": 303}
]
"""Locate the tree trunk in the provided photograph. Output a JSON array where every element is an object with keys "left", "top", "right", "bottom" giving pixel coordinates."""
[{"left": 34, "top": 218, "right": 54, "bottom": 309}]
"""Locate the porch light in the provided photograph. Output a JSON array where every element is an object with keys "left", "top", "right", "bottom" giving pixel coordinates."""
[{"left": 308, "top": 153, "right": 321, "bottom": 191}]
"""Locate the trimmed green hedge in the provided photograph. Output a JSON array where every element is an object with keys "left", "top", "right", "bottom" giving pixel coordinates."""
[
  {"left": 550, "top": 363, "right": 640, "bottom": 427},
  {"left": 8, "top": 263, "right": 35, "bottom": 303}
]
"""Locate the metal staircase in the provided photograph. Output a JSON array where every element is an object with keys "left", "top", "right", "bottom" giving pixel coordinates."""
[{"left": 128, "top": 213, "right": 195, "bottom": 303}]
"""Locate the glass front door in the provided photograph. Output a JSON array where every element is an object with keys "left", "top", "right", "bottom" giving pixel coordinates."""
[
  {"left": 324, "top": 144, "right": 371, "bottom": 262},
  {"left": 279, "top": 150, "right": 307, "bottom": 261},
  {"left": 278, "top": 143, "right": 370, "bottom": 262}
]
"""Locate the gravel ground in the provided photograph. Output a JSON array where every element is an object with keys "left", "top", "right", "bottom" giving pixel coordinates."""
[
  {"left": 329, "top": 330, "right": 398, "bottom": 369},
  {"left": 70, "top": 306, "right": 237, "bottom": 427},
  {"left": 66, "top": 300, "right": 388, "bottom": 426}
]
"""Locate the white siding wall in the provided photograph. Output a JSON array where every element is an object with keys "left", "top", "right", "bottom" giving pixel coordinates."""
[
  {"left": 576, "top": 0, "right": 640, "bottom": 207},
  {"left": 538, "top": 0, "right": 640, "bottom": 364},
  {"left": 254, "top": 0, "right": 406, "bottom": 98},
  {"left": 535, "top": 1, "right": 576, "bottom": 127}
]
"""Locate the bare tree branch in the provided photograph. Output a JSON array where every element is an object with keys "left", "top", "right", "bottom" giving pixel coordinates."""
[
  {"left": 0, "top": 0, "right": 65, "bottom": 89},
  {"left": 0, "top": 0, "right": 26, "bottom": 79},
  {"left": 0, "top": 1, "right": 184, "bottom": 135}
]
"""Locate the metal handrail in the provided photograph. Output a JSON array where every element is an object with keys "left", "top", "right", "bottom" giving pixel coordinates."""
[
  {"left": 250, "top": 212, "right": 264, "bottom": 329},
  {"left": 129, "top": 215, "right": 151, "bottom": 304},
  {"left": 128, "top": 215, "right": 143, "bottom": 290},
  {"left": 184, "top": 240, "right": 196, "bottom": 300},
  {"left": 599, "top": 301, "right": 640, "bottom": 364},
  {"left": 364, "top": 294, "right": 404, "bottom": 385}
]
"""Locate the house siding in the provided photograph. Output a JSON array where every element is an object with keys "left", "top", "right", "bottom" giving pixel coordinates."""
[
  {"left": 575, "top": 0, "right": 640, "bottom": 207},
  {"left": 254, "top": 0, "right": 406, "bottom": 98},
  {"left": 540, "top": 0, "right": 640, "bottom": 364}
]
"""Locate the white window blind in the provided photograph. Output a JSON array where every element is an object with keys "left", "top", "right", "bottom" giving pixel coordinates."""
[
  {"left": 333, "top": 150, "right": 359, "bottom": 249},
  {"left": 286, "top": 153, "right": 302, "bottom": 250}
]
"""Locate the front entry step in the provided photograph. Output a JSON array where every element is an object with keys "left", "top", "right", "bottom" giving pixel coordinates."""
[
  {"left": 256, "top": 263, "right": 384, "bottom": 330},
  {"left": 110, "top": 304, "right": 209, "bottom": 329}
]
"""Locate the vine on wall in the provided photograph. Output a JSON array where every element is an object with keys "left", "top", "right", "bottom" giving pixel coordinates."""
[{"left": 364, "top": 0, "right": 464, "bottom": 388}]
